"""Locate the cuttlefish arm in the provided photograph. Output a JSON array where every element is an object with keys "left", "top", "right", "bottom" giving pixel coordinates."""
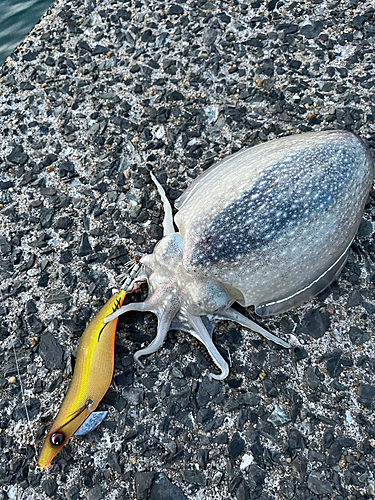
[{"left": 37, "top": 289, "right": 126, "bottom": 470}]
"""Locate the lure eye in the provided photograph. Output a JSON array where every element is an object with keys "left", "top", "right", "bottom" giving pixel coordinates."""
[{"left": 50, "top": 432, "right": 65, "bottom": 447}]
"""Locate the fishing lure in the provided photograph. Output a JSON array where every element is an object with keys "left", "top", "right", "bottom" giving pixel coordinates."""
[
  {"left": 38, "top": 263, "right": 140, "bottom": 469},
  {"left": 105, "top": 130, "right": 374, "bottom": 380}
]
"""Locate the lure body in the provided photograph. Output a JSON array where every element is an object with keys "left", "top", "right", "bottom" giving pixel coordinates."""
[
  {"left": 105, "top": 130, "right": 373, "bottom": 380},
  {"left": 38, "top": 290, "right": 126, "bottom": 470}
]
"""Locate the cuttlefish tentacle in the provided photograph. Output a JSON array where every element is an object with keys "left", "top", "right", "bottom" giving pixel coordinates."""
[
  {"left": 150, "top": 172, "right": 175, "bottom": 236},
  {"left": 133, "top": 306, "right": 176, "bottom": 367},
  {"left": 107, "top": 300, "right": 150, "bottom": 320},
  {"left": 215, "top": 308, "right": 291, "bottom": 348},
  {"left": 105, "top": 287, "right": 181, "bottom": 368},
  {"left": 185, "top": 313, "right": 229, "bottom": 380}
]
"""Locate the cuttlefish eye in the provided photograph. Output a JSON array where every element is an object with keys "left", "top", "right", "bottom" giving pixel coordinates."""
[{"left": 50, "top": 432, "right": 65, "bottom": 446}]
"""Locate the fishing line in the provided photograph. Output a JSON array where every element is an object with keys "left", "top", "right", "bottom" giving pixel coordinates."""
[{"left": 0, "top": 287, "right": 36, "bottom": 448}]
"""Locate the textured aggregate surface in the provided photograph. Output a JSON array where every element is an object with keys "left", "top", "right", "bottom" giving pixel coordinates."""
[{"left": 0, "top": 0, "right": 375, "bottom": 499}]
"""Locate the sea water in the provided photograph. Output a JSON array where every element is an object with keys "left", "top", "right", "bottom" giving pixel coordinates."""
[{"left": 0, "top": 0, "right": 52, "bottom": 66}]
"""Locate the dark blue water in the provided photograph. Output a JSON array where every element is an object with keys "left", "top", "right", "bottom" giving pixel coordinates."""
[{"left": 0, "top": 0, "right": 53, "bottom": 66}]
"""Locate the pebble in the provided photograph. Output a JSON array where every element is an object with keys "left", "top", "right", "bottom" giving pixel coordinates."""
[
  {"left": 135, "top": 472, "right": 155, "bottom": 500},
  {"left": 78, "top": 233, "right": 94, "bottom": 257},
  {"left": 181, "top": 470, "right": 206, "bottom": 487},
  {"left": 347, "top": 289, "right": 363, "bottom": 308},
  {"left": 267, "top": 406, "right": 291, "bottom": 427},
  {"left": 45, "top": 291, "right": 71, "bottom": 304},
  {"left": 228, "top": 432, "right": 245, "bottom": 460},
  {"left": 327, "top": 437, "right": 356, "bottom": 466},
  {"left": 211, "top": 471, "right": 223, "bottom": 487},
  {"left": 248, "top": 464, "right": 266, "bottom": 491},
  {"left": 297, "top": 309, "right": 330, "bottom": 339},
  {"left": 40, "top": 208, "right": 55, "bottom": 228},
  {"left": 27, "top": 315, "right": 45, "bottom": 334},
  {"left": 41, "top": 478, "right": 58, "bottom": 497},
  {"left": 326, "top": 353, "right": 343, "bottom": 378},
  {"left": 240, "top": 453, "right": 254, "bottom": 470},
  {"left": 38, "top": 332, "right": 64, "bottom": 370},
  {"left": 307, "top": 471, "right": 333, "bottom": 495},
  {"left": 357, "top": 219, "right": 373, "bottom": 238},
  {"left": 349, "top": 326, "right": 369, "bottom": 345},
  {"left": 358, "top": 383, "right": 375, "bottom": 400},
  {"left": 150, "top": 473, "right": 188, "bottom": 500},
  {"left": 7, "top": 145, "right": 29, "bottom": 165}
]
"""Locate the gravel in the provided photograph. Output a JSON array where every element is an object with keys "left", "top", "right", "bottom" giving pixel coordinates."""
[{"left": 0, "top": 0, "right": 375, "bottom": 499}]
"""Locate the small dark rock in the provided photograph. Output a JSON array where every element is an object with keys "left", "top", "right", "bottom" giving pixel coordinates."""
[
  {"left": 307, "top": 471, "right": 333, "bottom": 495},
  {"left": 26, "top": 300, "right": 38, "bottom": 314},
  {"left": 39, "top": 273, "right": 49, "bottom": 288},
  {"left": 248, "top": 464, "right": 266, "bottom": 489},
  {"left": 7, "top": 145, "right": 29, "bottom": 165},
  {"left": 294, "top": 346, "right": 308, "bottom": 361},
  {"left": 228, "top": 432, "right": 245, "bottom": 460},
  {"left": 288, "top": 429, "right": 305, "bottom": 451},
  {"left": 200, "top": 376, "right": 223, "bottom": 397},
  {"left": 297, "top": 309, "right": 330, "bottom": 339},
  {"left": 67, "top": 485, "right": 80, "bottom": 500},
  {"left": 42, "top": 153, "right": 57, "bottom": 166},
  {"left": 363, "top": 302, "right": 375, "bottom": 314},
  {"left": 357, "top": 219, "right": 372, "bottom": 238},
  {"left": 347, "top": 289, "right": 362, "bottom": 308},
  {"left": 300, "top": 21, "right": 324, "bottom": 39},
  {"left": 358, "top": 383, "right": 375, "bottom": 400},
  {"left": 327, "top": 355, "right": 342, "bottom": 378},
  {"left": 237, "top": 392, "right": 261, "bottom": 406},
  {"left": 197, "top": 408, "right": 215, "bottom": 424},
  {"left": 327, "top": 437, "right": 356, "bottom": 466},
  {"left": 59, "top": 160, "right": 75, "bottom": 178},
  {"left": 108, "top": 244, "right": 128, "bottom": 260},
  {"left": 175, "top": 411, "right": 194, "bottom": 429},
  {"left": 196, "top": 449, "right": 209, "bottom": 469},
  {"left": 150, "top": 473, "right": 188, "bottom": 500},
  {"left": 181, "top": 470, "right": 207, "bottom": 486},
  {"left": 349, "top": 326, "right": 369, "bottom": 345},
  {"left": 39, "top": 332, "right": 64, "bottom": 370},
  {"left": 235, "top": 478, "right": 250, "bottom": 500},
  {"left": 87, "top": 485, "right": 105, "bottom": 500},
  {"left": 168, "top": 4, "right": 184, "bottom": 15},
  {"left": 33, "top": 379, "right": 43, "bottom": 394},
  {"left": 60, "top": 250, "right": 73, "bottom": 263},
  {"left": 263, "top": 377, "right": 277, "bottom": 397},
  {"left": 218, "top": 12, "right": 231, "bottom": 23},
  {"left": 41, "top": 478, "right": 58, "bottom": 497},
  {"left": 23, "top": 51, "right": 38, "bottom": 61},
  {"left": 304, "top": 366, "right": 321, "bottom": 389},
  {"left": 215, "top": 432, "right": 229, "bottom": 444},
  {"left": 135, "top": 472, "right": 155, "bottom": 500},
  {"left": 78, "top": 233, "right": 94, "bottom": 256},
  {"left": 54, "top": 217, "right": 73, "bottom": 230},
  {"left": 93, "top": 44, "right": 108, "bottom": 55},
  {"left": 228, "top": 378, "right": 242, "bottom": 388},
  {"left": 27, "top": 315, "right": 45, "bottom": 334},
  {"left": 40, "top": 208, "right": 55, "bottom": 228},
  {"left": 169, "top": 91, "right": 184, "bottom": 101}
]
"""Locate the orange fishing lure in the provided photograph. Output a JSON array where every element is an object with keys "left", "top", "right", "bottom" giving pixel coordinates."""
[{"left": 38, "top": 290, "right": 126, "bottom": 469}]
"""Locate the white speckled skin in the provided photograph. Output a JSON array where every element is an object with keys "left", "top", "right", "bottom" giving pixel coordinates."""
[{"left": 106, "top": 131, "right": 374, "bottom": 380}]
